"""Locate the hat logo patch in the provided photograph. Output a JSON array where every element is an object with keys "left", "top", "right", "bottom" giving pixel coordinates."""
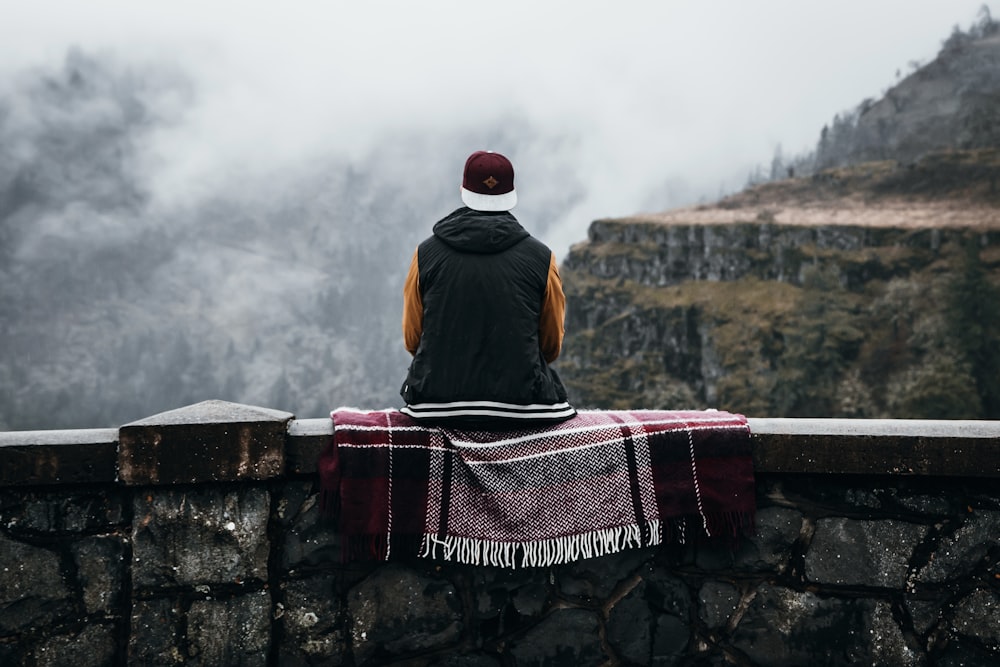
[{"left": 483, "top": 176, "right": 498, "bottom": 189}]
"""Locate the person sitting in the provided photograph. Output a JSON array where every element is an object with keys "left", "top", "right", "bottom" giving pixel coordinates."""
[{"left": 400, "top": 150, "right": 576, "bottom": 426}]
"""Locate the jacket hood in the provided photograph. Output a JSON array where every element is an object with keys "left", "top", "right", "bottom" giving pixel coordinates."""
[{"left": 432, "top": 207, "right": 530, "bottom": 254}]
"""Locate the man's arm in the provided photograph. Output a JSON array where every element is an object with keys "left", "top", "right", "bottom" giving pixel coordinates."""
[
  {"left": 402, "top": 248, "right": 423, "bottom": 355},
  {"left": 539, "top": 252, "right": 565, "bottom": 363}
]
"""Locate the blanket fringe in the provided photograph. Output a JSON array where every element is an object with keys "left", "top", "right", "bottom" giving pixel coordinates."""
[
  {"left": 418, "top": 520, "right": 663, "bottom": 568},
  {"left": 415, "top": 511, "right": 755, "bottom": 567}
]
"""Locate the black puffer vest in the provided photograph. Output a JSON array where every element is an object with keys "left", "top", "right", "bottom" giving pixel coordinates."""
[{"left": 400, "top": 208, "right": 570, "bottom": 418}]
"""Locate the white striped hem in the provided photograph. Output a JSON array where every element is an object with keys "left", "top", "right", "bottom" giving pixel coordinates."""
[{"left": 400, "top": 400, "right": 576, "bottom": 421}]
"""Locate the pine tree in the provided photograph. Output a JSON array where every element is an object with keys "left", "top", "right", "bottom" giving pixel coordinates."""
[{"left": 948, "top": 239, "right": 1000, "bottom": 418}]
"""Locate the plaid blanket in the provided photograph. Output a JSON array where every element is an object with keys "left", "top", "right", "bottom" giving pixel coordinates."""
[{"left": 320, "top": 408, "right": 754, "bottom": 567}]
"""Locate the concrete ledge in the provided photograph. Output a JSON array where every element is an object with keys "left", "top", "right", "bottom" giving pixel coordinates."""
[
  {"left": 1, "top": 409, "right": 998, "bottom": 486},
  {"left": 285, "top": 418, "right": 333, "bottom": 474},
  {"left": 748, "top": 418, "right": 1000, "bottom": 477},
  {"left": 0, "top": 428, "right": 119, "bottom": 485},
  {"left": 118, "top": 400, "right": 293, "bottom": 485}
]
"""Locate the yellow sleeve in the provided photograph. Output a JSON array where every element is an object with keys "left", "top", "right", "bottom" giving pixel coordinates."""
[
  {"left": 539, "top": 252, "right": 566, "bottom": 363},
  {"left": 402, "top": 248, "right": 423, "bottom": 355}
]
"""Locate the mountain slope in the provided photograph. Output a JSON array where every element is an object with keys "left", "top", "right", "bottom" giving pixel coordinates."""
[
  {"left": 798, "top": 12, "right": 1000, "bottom": 173},
  {"left": 558, "top": 15, "right": 1000, "bottom": 420},
  {"left": 558, "top": 152, "right": 1000, "bottom": 418}
]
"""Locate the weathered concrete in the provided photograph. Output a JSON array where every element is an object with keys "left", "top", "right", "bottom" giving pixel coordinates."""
[
  {"left": 0, "top": 427, "right": 117, "bottom": 485},
  {"left": 748, "top": 417, "right": 1000, "bottom": 477},
  {"left": 3, "top": 410, "right": 999, "bottom": 483},
  {"left": 284, "top": 417, "right": 332, "bottom": 475},
  {"left": 118, "top": 400, "right": 291, "bottom": 484}
]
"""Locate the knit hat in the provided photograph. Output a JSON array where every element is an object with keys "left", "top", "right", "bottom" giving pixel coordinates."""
[{"left": 460, "top": 150, "right": 517, "bottom": 211}]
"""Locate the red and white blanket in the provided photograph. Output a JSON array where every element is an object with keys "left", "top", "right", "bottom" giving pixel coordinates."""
[{"left": 320, "top": 408, "right": 754, "bottom": 567}]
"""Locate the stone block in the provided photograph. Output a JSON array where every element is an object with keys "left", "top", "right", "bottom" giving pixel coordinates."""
[
  {"left": 556, "top": 546, "right": 655, "bottom": 601},
  {"left": 933, "top": 638, "right": 998, "bottom": 667},
  {"left": 118, "top": 400, "right": 291, "bottom": 485},
  {"left": 906, "top": 597, "right": 944, "bottom": 635},
  {"left": 507, "top": 608, "right": 608, "bottom": 666},
  {"left": 187, "top": 591, "right": 271, "bottom": 666},
  {"left": 643, "top": 565, "right": 692, "bottom": 619},
  {"left": 278, "top": 574, "right": 346, "bottom": 666},
  {"left": 606, "top": 564, "right": 691, "bottom": 664},
  {"left": 916, "top": 509, "right": 1000, "bottom": 583},
  {"left": 469, "top": 564, "right": 548, "bottom": 633},
  {"left": 606, "top": 580, "right": 655, "bottom": 666},
  {"left": 510, "top": 581, "right": 547, "bottom": 618},
  {"left": 0, "top": 489, "right": 125, "bottom": 533},
  {"left": 278, "top": 484, "right": 341, "bottom": 572},
  {"left": 0, "top": 533, "right": 72, "bottom": 633},
  {"left": 273, "top": 480, "right": 315, "bottom": 527},
  {"left": 731, "top": 584, "right": 879, "bottom": 665},
  {"left": 348, "top": 565, "right": 462, "bottom": 665},
  {"left": 130, "top": 593, "right": 271, "bottom": 666},
  {"left": 699, "top": 580, "right": 739, "bottom": 628},
  {"left": 63, "top": 491, "right": 128, "bottom": 532},
  {"left": 27, "top": 624, "right": 117, "bottom": 667},
  {"left": 71, "top": 534, "right": 125, "bottom": 614},
  {"left": 132, "top": 486, "right": 269, "bottom": 589},
  {"left": 652, "top": 613, "right": 689, "bottom": 662},
  {"left": 129, "top": 597, "right": 185, "bottom": 664},
  {"left": 951, "top": 588, "right": 1000, "bottom": 646},
  {"left": 805, "top": 517, "right": 928, "bottom": 587},
  {"left": 733, "top": 506, "right": 803, "bottom": 572},
  {"left": 869, "top": 600, "right": 925, "bottom": 666}
]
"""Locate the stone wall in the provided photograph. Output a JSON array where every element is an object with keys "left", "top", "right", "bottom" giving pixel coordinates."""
[{"left": 1, "top": 401, "right": 998, "bottom": 666}]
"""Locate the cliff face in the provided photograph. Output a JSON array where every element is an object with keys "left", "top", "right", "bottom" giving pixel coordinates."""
[
  {"left": 569, "top": 220, "right": 969, "bottom": 290},
  {"left": 558, "top": 154, "right": 1000, "bottom": 419}
]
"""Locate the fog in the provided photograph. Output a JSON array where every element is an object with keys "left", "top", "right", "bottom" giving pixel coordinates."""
[
  {"left": 0, "top": 1, "right": 994, "bottom": 428},
  {"left": 4, "top": 1, "right": 993, "bottom": 252}
]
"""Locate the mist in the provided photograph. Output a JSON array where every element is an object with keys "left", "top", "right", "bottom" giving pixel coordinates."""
[{"left": 0, "top": 2, "right": 995, "bottom": 428}]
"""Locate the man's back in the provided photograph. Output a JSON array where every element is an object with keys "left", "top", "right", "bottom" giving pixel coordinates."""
[{"left": 399, "top": 151, "right": 575, "bottom": 425}]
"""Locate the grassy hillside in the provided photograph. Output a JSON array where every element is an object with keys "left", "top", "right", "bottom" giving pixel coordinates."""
[{"left": 559, "top": 152, "right": 1000, "bottom": 419}]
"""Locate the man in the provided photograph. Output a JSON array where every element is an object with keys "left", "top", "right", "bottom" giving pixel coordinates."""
[{"left": 400, "top": 150, "right": 576, "bottom": 425}]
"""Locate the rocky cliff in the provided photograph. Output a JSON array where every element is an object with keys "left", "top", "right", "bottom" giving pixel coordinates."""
[{"left": 558, "top": 151, "right": 1000, "bottom": 418}]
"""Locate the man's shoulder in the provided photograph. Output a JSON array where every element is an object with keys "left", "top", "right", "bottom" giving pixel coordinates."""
[
  {"left": 515, "top": 234, "right": 553, "bottom": 259},
  {"left": 518, "top": 234, "right": 550, "bottom": 251},
  {"left": 418, "top": 234, "right": 441, "bottom": 248},
  {"left": 416, "top": 237, "right": 443, "bottom": 266}
]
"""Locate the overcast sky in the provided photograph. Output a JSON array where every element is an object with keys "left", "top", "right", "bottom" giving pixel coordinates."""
[{"left": 1, "top": 0, "right": 995, "bottom": 254}]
